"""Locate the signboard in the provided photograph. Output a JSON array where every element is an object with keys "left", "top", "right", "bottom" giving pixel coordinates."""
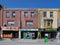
[
  {"left": 20, "top": 28, "right": 38, "bottom": 31},
  {"left": 45, "top": 28, "right": 57, "bottom": 31}
]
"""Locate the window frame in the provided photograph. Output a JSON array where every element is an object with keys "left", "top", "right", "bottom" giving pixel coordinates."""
[
  {"left": 31, "top": 12, "right": 35, "bottom": 17},
  {"left": 26, "top": 21, "right": 33, "bottom": 26},
  {"left": 24, "top": 12, "right": 28, "bottom": 18},
  {"left": 12, "top": 12, "right": 16, "bottom": 17},
  {"left": 47, "top": 20, "right": 50, "bottom": 26},
  {"left": 50, "top": 12, "right": 53, "bottom": 17},
  {"left": 7, "top": 20, "right": 14, "bottom": 26},
  {"left": 6, "top": 11, "right": 9, "bottom": 18},
  {"left": 43, "top": 12, "right": 46, "bottom": 17}
]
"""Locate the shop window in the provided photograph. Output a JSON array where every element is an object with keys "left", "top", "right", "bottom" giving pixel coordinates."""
[
  {"left": 24, "top": 12, "right": 28, "bottom": 18},
  {"left": 31, "top": 12, "right": 34, "bottom": 17},
  {"left": 7, "top": 20, "right": 14, "bottom": 26},
  {"left": 26, "top": 21, "right": 33, "bottom": 26}
]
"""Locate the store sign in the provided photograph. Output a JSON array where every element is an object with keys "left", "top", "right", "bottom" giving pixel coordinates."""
[
  {"left": 2, "top": 27, "right": 19, "bottom": 31},
  {"left": 45, "top": 28, "right": 57, "bottom": 31},
  {"left": 20, "top": 29, "right": 38, "bottom": 31}
]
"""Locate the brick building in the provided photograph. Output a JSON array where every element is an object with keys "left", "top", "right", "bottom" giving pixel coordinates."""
[
  {"left": 20, "top": 9, "right": 38, "bottom": 39},
  {"left": 0, "top": 8, "right": 20, "bottom": 38},
  {"left": 0, "top": 5, "right": 38, "bottom": 39}
]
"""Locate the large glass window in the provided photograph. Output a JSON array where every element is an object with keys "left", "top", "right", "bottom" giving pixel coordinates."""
[
  {"left": 7, "top": 20, "right": 14, "bottom": 26},
  {"left": 31, "top": 12, "right": 34, "bottom": 17},
  {"left": 26, "top": 21, "right": 33, "bottom": 26},
  {"left": 24, "top": 12, "right": 28, "bottom": 17},
  {"left": 50, "top": 12, "right": 53, "bottom": 17}
]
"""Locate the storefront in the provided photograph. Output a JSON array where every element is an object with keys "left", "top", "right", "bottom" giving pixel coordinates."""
[
  {"left": 2, "top": 26, "right": 19, "bottom": 38},
  {"left": 39, "top": 28, "right": 57, "bottom": 39},
  {"left": 2, "top": 31, "right": 19, "bottom": 38},
  {"left": 21, "top": 28, "right": 38, "bottom": 39}
]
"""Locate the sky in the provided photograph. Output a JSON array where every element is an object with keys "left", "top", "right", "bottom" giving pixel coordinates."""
[{"left": 0, "top": 0, "right": 60, "bottom": 8}]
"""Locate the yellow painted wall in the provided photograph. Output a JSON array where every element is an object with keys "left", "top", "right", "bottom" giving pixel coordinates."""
[{"left": 38, "top": 9, "right": 58, "bottom": 29}]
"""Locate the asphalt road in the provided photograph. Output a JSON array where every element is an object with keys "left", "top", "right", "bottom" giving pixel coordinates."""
[{"left": 0, "top": 39, "right": 60, "bottom": 45}]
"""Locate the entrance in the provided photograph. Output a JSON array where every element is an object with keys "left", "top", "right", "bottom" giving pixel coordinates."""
[{"left": 12, "top": 31, "right": 19, "bottom": 38}]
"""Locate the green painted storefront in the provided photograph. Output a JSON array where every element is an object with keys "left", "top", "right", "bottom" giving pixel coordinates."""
[{"left": 21, "top": 28, "right": 38, "bottom": 39}]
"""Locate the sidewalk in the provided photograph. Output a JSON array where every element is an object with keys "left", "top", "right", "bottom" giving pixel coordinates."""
[
  {"left": 0, "top": 38, "right": 58, "bottom": 44},
  {"left": 11, "top": 38, "right": 57, "bottom": 43}
]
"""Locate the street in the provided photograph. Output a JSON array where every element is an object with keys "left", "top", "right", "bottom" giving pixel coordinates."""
[{"left": 0, "top": 39, "right": 60, "bottom": 45}]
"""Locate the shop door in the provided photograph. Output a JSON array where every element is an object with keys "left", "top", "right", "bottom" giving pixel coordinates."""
[{"left": 12, "top": 32, "right": 18, "bottom": 38}]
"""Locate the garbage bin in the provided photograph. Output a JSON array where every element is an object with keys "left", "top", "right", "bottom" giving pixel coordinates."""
[{"left": 44, "top": 37, "right": 48, "bottom": 42}]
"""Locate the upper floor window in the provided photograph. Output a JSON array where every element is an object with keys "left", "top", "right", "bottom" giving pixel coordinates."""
[
  {"left": 31, "top": 12, "right": 34, "bottom": 17},
  {"left": 7, "top": 20, "right": 14, "bottom": 26},
  {"left": 26, "top": 21, "right": 33, "bottom": 26},
  {"left": 24, "top": 12, "right": 28, "bottom": 18},
  {"left": 47, "top": 20, "right": 50, "bottom": 26},
  {"left": 12, "top": 12, "right": 16, "bottom": 17},
  {"left": 50, "top": 12, "right": 53, "bottom": 17},
  {"left": 43, "top": 12, "right": 46, "bottom": 17},
  {"left": 6, "top": 12, "right": 9, "bottom": 18}
]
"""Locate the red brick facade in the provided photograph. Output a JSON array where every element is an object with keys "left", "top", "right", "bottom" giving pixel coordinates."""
[
  {"left": 21, "top": 9, "right": 38, "bottom": 28},
  {"left": 2, "top": 9, "right": 20, "bottom": 27},
  {"left": 0, "top": 8, "right": 38, "bottom": 29}
]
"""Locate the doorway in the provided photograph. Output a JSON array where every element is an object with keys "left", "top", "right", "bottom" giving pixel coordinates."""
[{"left": 12, "top": 31, "right": 19, "bottom": 38}]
